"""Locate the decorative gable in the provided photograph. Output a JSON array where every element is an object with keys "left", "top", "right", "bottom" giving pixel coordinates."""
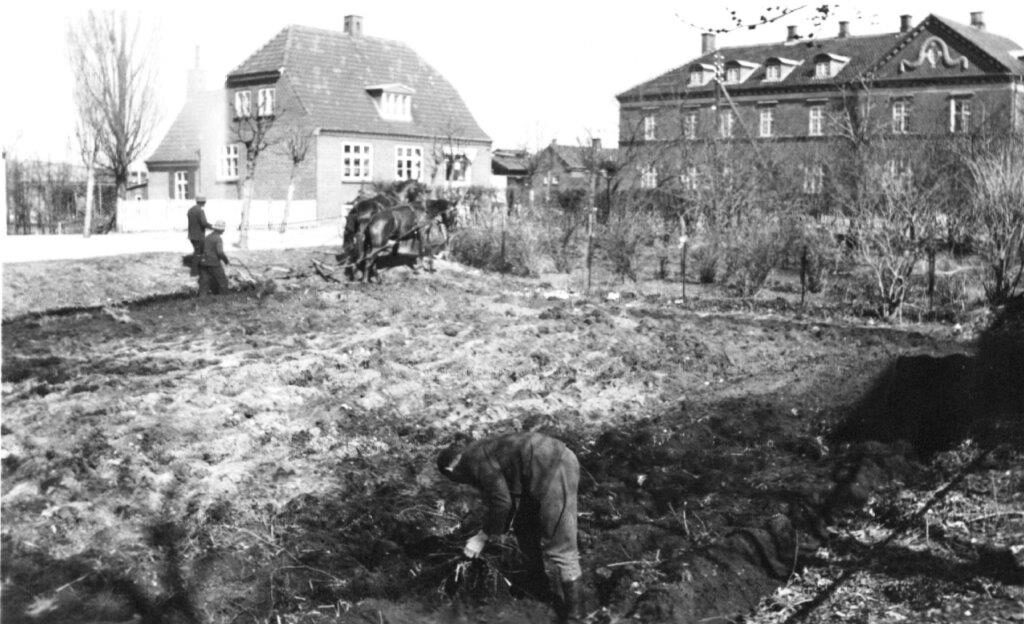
[{"left": 899, "top": 37, "right": 969, "bottom": 73}]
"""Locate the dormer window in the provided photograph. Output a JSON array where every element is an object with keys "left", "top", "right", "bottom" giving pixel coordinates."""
[
  {"left": 763, "top": 57, "right": 799, "bottom": 82},
  {"left": 812, "top": 54, "right": 850, "bottom": 79},
  {"left": 724, "top": 60, "right": 759, "bottom": 85},
  {"left": 688, "top": 64, "right": 715, "bottom": 87},
  {"left": 366, "top": 83, "right": 415, "bottom": 121}
]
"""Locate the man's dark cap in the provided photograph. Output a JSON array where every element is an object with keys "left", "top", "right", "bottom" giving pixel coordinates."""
[
  {"left": 437, "top": 443, "right": 463, "bottom": 477},
  {"left": 196, "top": 195, "right": 207, "bottom": 203}
]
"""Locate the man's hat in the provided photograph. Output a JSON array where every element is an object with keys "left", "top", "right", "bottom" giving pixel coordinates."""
[
  {"left": 212, "top": 219, "right": 226, "bottom": 231},
  {"left": 196, "top": 195, "right": 207, "bottom": 203}
]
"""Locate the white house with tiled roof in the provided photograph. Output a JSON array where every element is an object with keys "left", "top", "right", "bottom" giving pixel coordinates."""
[{"left": 146, "top": 16, "right": 491, "bottom": 223}]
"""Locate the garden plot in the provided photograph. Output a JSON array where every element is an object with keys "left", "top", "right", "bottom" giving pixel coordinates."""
[{"left": 2, "top": 252, "right": 1021, "bottom": 624}]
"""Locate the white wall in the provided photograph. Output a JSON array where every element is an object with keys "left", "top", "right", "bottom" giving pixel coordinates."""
[{"left": 117, "top": 198, "right": 321, "bottom": 233}]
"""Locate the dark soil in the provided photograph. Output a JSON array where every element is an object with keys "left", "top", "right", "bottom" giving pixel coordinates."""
[{"left": 2, "top": 252, "right": 1022, "bottom": 624}]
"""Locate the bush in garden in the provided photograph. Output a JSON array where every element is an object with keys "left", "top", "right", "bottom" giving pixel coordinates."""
[
  {"left": 689, "top": 242, "right": 721, "bottom": 284},
  {"left": 779, "top": 218, "right": 840, "bottom": 295},
  {"left": 597, "top": 206, "right": 660, "bottom": 282},
  {"left": 449, "top": 206, "right": 543, "bottom": 277},
  {"left": 717, "top": 215, "right": 789, "bottom": 297}
]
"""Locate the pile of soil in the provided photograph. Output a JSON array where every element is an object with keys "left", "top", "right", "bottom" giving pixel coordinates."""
[{"left": 2, "top": 252, "right": 1021, "bottom": 623}]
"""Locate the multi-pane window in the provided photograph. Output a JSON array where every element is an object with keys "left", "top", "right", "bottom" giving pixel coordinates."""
[
  {"left": 342, "top": 143, "right": 372, "bottom": 180},
  {"left": 174, "top": 171, "right": 190, "bottom": 200},
  {"left": 683, "top": 112, "right": 698, "bottom": 140},
  {"left": 219, "top": 145, "right": 239, "bottom": 180},
  {"left": 233, "top": 90, "right": 251, "bottom": 118},
  {"left": 765, "top": 63, "right": 782, "bottom": 82},
  {"left": 814, "top": 60, "right": 830, "bottom": 79},
  {"left": 445, "top": 154, "right": 469, "bottom": 182},
  {"left": 802, "top": 165, "right": 824, "bottom": 195},
  {"left": 680, "top": 166, "right": 699, "bottom": 191},
  {"left": 892, "top": 100, "right": 911, "bottom": 134},
  {"left": 257, "top": 88, "right": 276, "bottom": 117},
  {"left": 808, "top": 105, "right": 825, "bottom": 136},
  {"left": 641, "top": 164, "right": 657, "bottom": 189},
  {"left": 381, "top": 92, "right": 412, "bottom": 120},
  {"left": 643, "top": 115, "right": 657, "bottom": 140},
  {"left": 395, "top": 146, "right": 422, "bottom": 180},
  {"left": 950, "top": 98, "right": 972, "bottom": 134},
  {"left": 759, "top": 108, "right": 774, "bottom": 138},
  {"left": 725, "top": 66, "right": 741, "bottom": 84},
  {"left": 719, "top": 110, "right": 734, "bottom": 138},
  {"left": 689, "top": 68, "right": 704, "bottom": 86}
]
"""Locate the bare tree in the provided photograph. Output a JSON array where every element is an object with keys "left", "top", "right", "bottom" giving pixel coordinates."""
[
  {"left": 964, "top": 136, "right": 1024, "bottom": 304},
  {"left": 66, "top": 10, "right": 158, "bottom": 231},
  {"left": 278, "top": 124, "right": 314, "bottom": 233},
  {"left": 230, "top": 98, "right": 285, "bottom": 249}
]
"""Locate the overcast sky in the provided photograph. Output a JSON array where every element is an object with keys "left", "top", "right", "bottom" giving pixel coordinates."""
[{"left": 2, "top": 0, "right": 1022, "bottom": 163}]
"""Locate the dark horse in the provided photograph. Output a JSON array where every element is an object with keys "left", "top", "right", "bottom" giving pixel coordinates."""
[
  {"left": 341, "top": 180, "right": 423, "bottom": 280},
  {"left": 359, "top": 201, "right": 456, "bottom": 283}
]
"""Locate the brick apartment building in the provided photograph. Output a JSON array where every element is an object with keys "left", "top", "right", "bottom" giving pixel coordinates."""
[
  {"left": 616, "top": 12, "right": 1024, "bottom": 193},
  {"left": 146, "top": 16, "right": 491, "bottom": 221}
]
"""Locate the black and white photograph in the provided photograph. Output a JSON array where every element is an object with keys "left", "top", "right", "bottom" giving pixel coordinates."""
[{"left": 2, "top": 1, "right": 1023, "bottom": 622}]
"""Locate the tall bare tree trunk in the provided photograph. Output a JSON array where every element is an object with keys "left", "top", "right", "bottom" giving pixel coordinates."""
[
  {"left": 280, "top": 174, "right": 295, "bottom": 234},
  {"left": 239, "top": 176, "right": 254, "bottom": 250}
]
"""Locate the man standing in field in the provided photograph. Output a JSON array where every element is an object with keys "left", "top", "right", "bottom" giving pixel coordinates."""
[
  {"left": 437, "top": 432, "right": 584, "bottom": 623},
  {"left": 198, "top": 220, "right": 230, "bottom": 296},
  {"left": 186, "top": 196, "right": 212, "bottom": 276}
]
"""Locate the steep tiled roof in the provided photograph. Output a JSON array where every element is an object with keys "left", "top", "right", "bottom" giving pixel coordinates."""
[
  {"left": 932, "top": 15, "right": 1024, "bottom": 75},
  {"left": 147, "top": 89, "right": 225, "bottom": 165},
  {"left": 618, "top": 13, "right": 1024, "bottom": 100},
  {"left": 227, "top": 25, "right": 490, "bottom": 142},
  {"left": 551, "top": 144, "right": 619, "bottom": 170}
]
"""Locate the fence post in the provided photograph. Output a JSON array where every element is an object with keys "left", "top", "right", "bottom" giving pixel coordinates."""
[{"left": 678, "top": 214, "right": 688, "bottom": 300}]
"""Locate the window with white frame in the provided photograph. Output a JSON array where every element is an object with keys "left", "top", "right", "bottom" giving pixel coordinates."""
[
  {"left": 257, "top": 88, "right": 276, "bottom": 117},
  {"left": 681, "top": 165, "right": 699, "bottom": 191},
  {"left": 643, "top": 115, "right": 657, "bottom": 140},
  {"left": 342, "top": 143, "right": 372, "bottom": 180},
  {"left": 219, "top": 145, "right": 239, "bottom": 180},
  {"left": 950, "top": 97, "right": 972, "bottom": 134},
  {"left": 759, "top": 107, "right": 774, "bottom": 138},
  {"left": 719, "top": 110, "right": 734, "bottom": 138},
  {"left": 892, "top": 100, "right": 911, "bottom": 134},
  {"left": 683, "top": 111, "right": 698, "bottom": 140},
  {"left": 234, "top": 90, "right": 251, "bottom": 118},
  {"left": 765, "top": 63, "right": 782, "bottom": 82},
  {"left": 689, "top": 67, "right": 704, "bottom": 86},
  {"left": 641, "top": 164, "right": 657, "bottom": 189},
  {"left": 885, "top": 158, "right": 913, "bottom": 192},
  {"left": 381, "top": 92, "right": 412, "bottom": 120},
  {"left": 725, "top": 66, "right": 741, "bottom": 84},
  {"left": 814, "top": 60, "right": 830, "bottom": 79},
  {"left": 174, "top": 171, "right": 190, "bottom": 200},
  {"left": 802, "top": 165, "right": 824, "bottom": 194},
  {"left": 395, "top": 146, "right": 422, "bottom": 180},
  {"left": 445, "top": 154, "right": 470, "bottom": 182},
  {"left": 808, "top": 105, "right": 825, "bottom": 136}
]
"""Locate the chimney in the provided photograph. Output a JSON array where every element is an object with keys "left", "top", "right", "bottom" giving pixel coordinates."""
[
  {"left": 344, "top": 15, "right": 363, "bottom": 36},
  {"left": 838, "top": 21, "right": 849, "bottom": 38},
  {"left": 701, "top": 32, "right": 716, "bottom": 54},
  {"left": 787, "top": 25, "right": 799, "bottom": 41},
  {"left": 186, "top": 45, "right": 206, "bottom": 98},
  {"left": 970, "top": 11, "right": 985, "bottom": 30},
  {"left": 900, "top": 14, "right": 912, "bottom": 33},
  {"left": 591, "top": 137, "right": 602, "bottom": 151}
]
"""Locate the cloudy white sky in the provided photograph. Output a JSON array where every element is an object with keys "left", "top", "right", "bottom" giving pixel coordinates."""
[{"left": 2, "top": 0, "right": 1022, "bottom": 163}]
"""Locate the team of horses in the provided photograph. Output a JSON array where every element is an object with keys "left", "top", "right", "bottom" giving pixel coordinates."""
[{"left": 339, "top": 181, "right": 459, "bottom": 283}]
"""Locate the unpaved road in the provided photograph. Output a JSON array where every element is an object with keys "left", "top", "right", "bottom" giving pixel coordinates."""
[{"left": 2, "top": 254, "right": 1021, "bottom": 623}]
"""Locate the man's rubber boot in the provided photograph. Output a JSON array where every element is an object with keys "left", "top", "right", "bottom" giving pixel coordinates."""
[{"left": 557, "top": 577, "right": 584, "bottom": 623}]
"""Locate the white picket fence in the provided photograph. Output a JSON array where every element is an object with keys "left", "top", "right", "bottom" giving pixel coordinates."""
[{"left": 116, "top": 199, "right": 322, "bottom": 233}]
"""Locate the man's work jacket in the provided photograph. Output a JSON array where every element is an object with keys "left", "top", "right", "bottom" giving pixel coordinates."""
[
  {"left": 187, "top": 204, "right": 212, "bottom": 241},
  {"left": 200, "top": 231, "right": 229, "bottom": 267},
  {"left": 447, "top": 432, "right": 576, "bottom": 536}
]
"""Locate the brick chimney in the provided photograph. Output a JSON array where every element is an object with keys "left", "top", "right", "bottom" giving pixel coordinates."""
[
  {"left": 344, "top": 15, "right": 363, "bottom": 36},
  {"left": 970, "top": 11, "right": 985, "bottom": 30},
  {"left": 838, "top": 21, "right": 849, "bottom": 38},
  {"left": 186, "top": 45, "right": 206, "bottom": 98},
  {"left": 900, "top": 14, "right": 912, "bottom": 33},
  {"left": 787, "top": 25, "right": 799, "bottom": 41},
  {"left": 591, "top": 137, "right": 602, "bottom": 151},
  {"left": 701, "top": 32, "right": 716, "bottom": 55}
]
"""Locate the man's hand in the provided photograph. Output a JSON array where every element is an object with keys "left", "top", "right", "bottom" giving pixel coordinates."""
[{"left": 463, "top": 531, "right": 488, "bottom": 559}]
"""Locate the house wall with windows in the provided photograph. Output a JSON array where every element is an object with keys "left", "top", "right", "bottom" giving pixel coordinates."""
[{"left": 616, "top": 12, "right": 1024, "bottom": 194}]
